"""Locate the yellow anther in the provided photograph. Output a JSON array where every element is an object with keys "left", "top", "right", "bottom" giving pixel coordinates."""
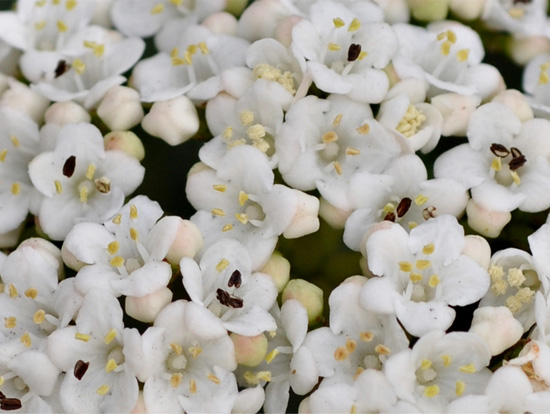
[
  {"left": 170, "top": 343, "right": 183, "bottom": 354},
  {"left": 34, "top": 20, "right": 46, "bottom": 30},
  {"left": 183, "top": 50, "right": 192, "bottom": 65},
  {"left": 25, "top": 288, "right": 38, "bottom": 298},
  {"left": 459, "top": 363, "right": 476, "bottom": 373},
  {"left": 35, "top": 0, "right": 46, "bottom": 6},
  {"left": 351, "top": 404, "right": 357, "bottom": 414},
  {"left": 112, "top": 214, "right": 122, "bottom": 224},
  {"left": 198, "top": 42, "right": 209, "bottom": 54},
  {"left": 53, "top": 0, "right": 60, "bottom": 4},
  {"left": 187, "top": 44, "right": 197, "bottom": 55},
  {"left": 96, "top": 385, "right": 110, "bottom": 395},
  {"left": 456, "top": 49, "right": 469, "bottom": 62},
  {"left": 348, "top": 18, "right": 361, "bottom": 31},
  {"left": 238, "top": 191, "right": 249, "bottom": 206},
  {"left": 170, "top": 373, "right": 182, "bottom": 388},
  {"left": 353, "top": 367, "right": 365, "bottom": 381},
  {"left": 57, "top": 20, "right": 68, "bottom": 32},
  {"left": 415, "top": 194, "right": 429, "bottom": 205},
  {"left": 447, "top": 30, "right": 457, "bottom": 44},
  {"left": 150, "top": 3, "right": 164, "bottom": 14},
  {"left": 322, "top": 131, "right": 338, "bottom": 143},
  {"left": 107, "top": 241, "right": 120, "bottom": 255},
  {"left": 223, "top": 126, "right": 234, "bottom": 140},
  {"left": 507, "top": 268, "right": 525, "bottom": 287},
  {"left": 257, "top": 371, "right": 271, "bottom": 382},
  {"left": 169, "top": 0, "right": 182, "bottom": 5},
  {"left": 539, "top": 63, "right": 550, "bottom": 85},
  {"left": 428, "top": 274, "right": 440, "bottom": 288},
  {"left": 244, "top": 371, "right": 259, "bottom": 385},
  {"left": 508, "top": 7, "right": 526, "bottom": 18},
  {"left": 345, "top": 147, "right": 360, "bottom": 156},
  {"left": 11, "top": 182, "right": 20, "bottom": 195},
  {"left": 517, "top": 287, "right": 535, "bottom": 304},
  {"left": 360, "top": 331, "right": 374, "bottom": 342},
  {"left": 73, "top": 58, "right": 85, "bottom": 74},
  {"left": 65, "top": 0, "right": 77, "bottom": 10},
  {"left": 21, "top": 332, "right": 31, "bottom": 347},
  {"left": 171, "top": 56, "right": 185, "bottom": 66},
  {"left": 328, "top": 43, "right": 341, "bottom": 51},
  {"left": 4, "top": 317, "right": 16, "bottom": 328},
  {"left": 437, "top": 31, "right": 447, "bottom": 41},
  {"left": 506, "top": 295, "right": 523, "bottom": 314},
  {"left": 189, "top": 346, "right": 202, "bottom": 359},
  {"left": 10, "top": 135, "right": 20, "bottom": 147},
  {"left": 110, "top": 256, "right": 124, "bottom": 267},
  {"left": 424, "top": 385, "right": 440, "bottom": 398},
  {"left": 213, "top": 184, "right": 226, "bottom": 192},
  {"left": 130, "top": 204, "right": 138, "bottom": 219},
  {"left": 333, "top": 113, "right": 343, "bottom": 126},
  {"left": 333, "top": 17, "right": 345, "bottom": 28},
  {"left": 491, "top": 156, "right": 502, "bottom": 171},
  {"left": 375, "top": 344, "right": 391, "bottom": 355},
  {"left": 170, "top": 47, "right": 179, "bottom": 59},
  {"left": 79, "top": 186, "right": 88, "bottom": 203},
  {"left": 105, "top": 359, "right": 118, "bottom": 373},
  {"left": 399, "top": 261, "right": 413, "bottom": 272},
  {"left": 410, "top": 273, "right": 423, "bottom": 283},
  {"left": 54, "top": 180, "right": 63, "bottom": 194},
  {"left": 211, "top": 208, "right": 225, "bottom": 217},
  {"left": 129, "top": 227, "right": 139, "bottom": 241},
  {"left": 333, "top": 161, "right": 343, "bottom": 175},
  {"left": 408, "top": 221, "right": 418, "bottom": 229},
  {"left": 216, "top": 258, "right": 229, "bottom": 273},
  {"left": 356, "top": 124, "right": 370, "bottom": 135},
  {"left": 0, "top": 377, "right": 3, "bottom": 387},
  {"left": 346, "top": 339, "right": 357, "bottom": 353},
  {"left": 247, "top": 124, "right": 266, "bottom": 140},
  {"left": 75, "top": 332, "right": 91, "bottom": 342},
  {"left": 222, "top": 224, "right": 233, "bottom": 232},
  {"left": 33, "top": 309, "right": 46, "bottom": 324},
  {"left": 189, "top": 379, "right": 197, "bottom": 393},
  {"left": 383, "top": 203, "right": 395, "bottom": 213},
  {"left": 207, "top": 373, "right": 221, "bottom": 384},
  {"left": 357, "top": 51, "right": 367, "bottom": 60},
  {"left": 441, "top": 41, "right": 451, "bottom": 56},
  {"left": 85, "top": 163, "right": 95, "bottom": 180},
  {"left": 416, "top": 260, "right": 431, "bottom": 270},
  {"left": 334, "top": 346, "right": 349, "bottom": 361},
  {"left": 420, "top": 359, "right": 432, "bottom": 370},
  {"left": 104, "top": 328, "right": 117, "bottom": 345},
  {"left": 455, "top": 380, "right": 465, "bottom": 396},
  {"left": 8, "top": 284, "right": 18, "bottom": 298},
  {"left": 511, "top": 171, "right": 521, "bottom": 186},
  {"left": 240, "top": 110, "right": 254, "bottom": 126},
  {"left": 422, "top": 243, "right": 435, "bottom": 255},
  {"left": 265, "top": 348, "right": 280, "bottom": 364},
  {"left": 83, "top": 40, "right": 104, "bottom": 57},
  {"left": 235, "top": 213, "right": 248, "bottom": 224},
  {"left": 0, "top": 148, "right": 6, "bottom": 161}
]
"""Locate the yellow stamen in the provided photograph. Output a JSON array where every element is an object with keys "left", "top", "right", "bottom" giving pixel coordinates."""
[
  {"left": 328, "top": 43, "right": 341, "bottom": 51},
  {"left": 187, "top": 44, "right": 197, "bottom": 55},
  {"left": 216, "top": 259, "right": 229, "bottom": 273},
  {"left": 11, "top": 182, "right": 20, "bottom": 195},
  {"left": 212, "top": 208, "right": 225, "bottom": 216},
  {"left": 333, "top": 113, "right": 343, "bottom": 126},
  {"left": 235, "top": 213, "right": 248, "bottom": 224},
  {"left": 399, "top": 261, "right": 413, "bottom": 272},
  {"left": 189, "top": 345, "right": 202, "bottom": 359},
  {"left": 333, "top": 17, "right": 345, "bottom": 28},
  {"left": 83, "top": 40, "right": 104, "bottom": 57},
  {"left": 150, "top": 3, "right": 164, "bottom": 14},
  {"left": 207, "top": 373, "right": 221, "bottom": 384},
  {"left": 34, "top": 20, "right": 46, "bottom": 30},
  {"left": 408, "top": 221, "right": 418, "bottom": 229},
  {"left": 4, "top": 317, "right": 16, "bottom": 329},
  {"left": 130, "top": 204, "right": 138, "bottom": 219},
  {"left": 21, "top": 332, "right": 31, "bottom": 347},
  {"left": 422, "top": 243, "right": 435, "bottom": 255},
  {"left": 172, "top": 56, "right": 185, "bottom": 66},
  {"left": 107, "top": 241, "right": 119, "bottom": 255},
  {"left": 322, "top": 131, "right": 338, "bottom": 143},
  {"left": 79, "top": 186, "right": 88, "bottom": 203},
  {"left": 345, "top": 147, "right": 360, "bottom": 156},
  {"left": 33, "top": 309, "right": 46, "bottom": 324},
  {"left": 334, "top": 346, "right": 349, "bottom": 361},
  {"left": 213, "top": 184, "right": 226, "bottom": 192},
  {"left": 348, "top": 18, "right": 361, "bottom": 31},
  {"left": 183, "top": 50, "right": 192, "bottom": 65},
  {"left": 105, "top": 359, "right": 117, "bottom": 373},
  {"left": 222, "top": 224, "right": 233, "bottom": 232},
  {"left": 239, "top": 191, "right": 249, "bottom": 206},
  {"left": 257, "top": 371, "right": 271, "bottom": 382},
  {"left": 55, "top": 180, "right": 63, "bottom": 194},
  {"left": 420, "top": 359, "right": 432, "bottom": 370},
  {"left": 198, "top": 42, "right": 209, "bottom": 54},
  {"left": 357, "top": 123, "right": 370, "bottom": 135},
  {"left": 441, "top": 41, "right": 451, "bottom": 56},
  {"left": 84, "top": 163, "right": 95, "bottom": 180},
  {"left": 104, "top": 328, "right": 117, "bottom": 345},
  {"left": 75, "top": 332, "right": 90, "bottom": 342},
  {"left": 10, "top": 135, "right": 19, "bottom": 147},
  {"left": 456, "top": 49, "right": 469, "bottom": 62},
  {"left": 428, "top": 274, "right": 440, "bottom": 288},
  {"left": 189, "top": 379, "right": 197, "bottom": 394},
  {"left": 357, "top": 51, "right": 367, "bottom": 60},
  {"left": 455, "top": 380, "right": 465, "bottom": 396},
  {"left": 459, "top": 363, "right": 476, "bottom": 373},
  {"left": 424, "top": 385, "right": 439, "bottom": 398},
  {"left": 8, "top": 284, "right": 18, "bottom": 298},
  {"left": 539, "top": 63, "right": 550, "bottom": 85},
  {"left": 333, "top": 161, "right": 343, "bottom": 175},
  {"left": 441, "top": 354, "right": 452, "bottom": 367},
  {"left": 511, "top": 171, "right": 521, "bottom": 186},
  {"left": 73, "top": 58, "right": 85, "bottom": 74},
  {"left": 65, "top": 0, "right": 77, "bottom": 10},
  {"left": 171, "top": 373, "right": 182, "bottom": 388},
  {"left": 25, "top": 287, "right": 38, "bottom": 299},
  {"left": 375, "top": 344, "right": 391, "bottom": 355},
  {"left": 416, "top": 260, "right": 431, "bottom": 270},
  {"left": 110, "top": 256, "right": 124, "bottom": 267},
  {"left": 0, "top": 148, "right": 7, "bottom": 161},
  {"left": 57, "top": 20, "right": 68, "bottom": 32},
  {"left": 360, "top": 331, "right": 374, "bottom": 342},
  {"left": 415, "top": 194, "right": 429, "bottom": 205},
  {"left": 96, "top": 385, "right": 110, "bottom": 395},
  {"left": 170, "top": 342, "right": 183, "bottom": 354},
  {"left": 265, "top": 348, "right": 280, "bottom": 364},
  {"left": 410, "top": 273, "right": 423, "bottom": 283},
  {"left": 346, "top": 339, "right": 357, "bottom": 353},
  {"left": 112, "top": 214, "right": 122, "bottom": 224},
  {"left": 130, "top": 227, "right": 139, "bottom": 241},
  {"left": 447, "top": 30, "right": 457, "bottom": 44}
]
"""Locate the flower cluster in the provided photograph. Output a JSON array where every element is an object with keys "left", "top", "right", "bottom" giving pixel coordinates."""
[{"left": 2, "top": 0, "right": 550, "bottom": 412}]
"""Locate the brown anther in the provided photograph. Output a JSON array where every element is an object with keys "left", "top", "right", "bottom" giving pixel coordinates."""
[
  {"left": 74, "top": 359, "right": 90, "bottom": 380},
  {"left": 54, "top": 60, "right": 70, "bottom": 78},
  {"left": 0, "top": 391, "right": 5, "bottom": 400},
  {"left": 509, "top": 155, "right": 526, "bottom": 171},
  {"left": 510, "top": 147, "right": 523, "bottom": 159},
  {"left": 216, "top": 288, "right": 244, "bottom": 308},
  {"left": 383, "top": 211, "right": 396, "bottom": 222},
  {"left": 347, "top": 43, "right": 361, "bottom": 62},
  {"left": 94, "top": 177, "right": 111, "bottom": 193},
  {"left": 62, "top": 155, "right": 76, "bottom": 177},
  {"left": 0, "top": 398, "right": 22, "bottom": 411},
  {"left": 228, "top": 270, "right": 242, "bottom": 288},
  {"left": 396, "top": 197, "right": 412, "bottom": 218},
  {"left": 513, "top": 0, "right": 531, "bottom": 3},
  {"left": 490, "top": 143, "right": 510, "bottom": 158},
  {"left": 422, "top": 206, "right": 437, "bottom": 220}
]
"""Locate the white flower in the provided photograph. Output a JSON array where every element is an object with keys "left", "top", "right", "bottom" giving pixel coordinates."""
[
  {"left": 360, "top": 215, "right": 490, "bottom": 337},
  {"left": 523, "top": 52, "right": 550, "bottom": 118},
  {"left": 28, "top": 122, "right": 145, "bottom": 241},
  {"left": 481, "top": 0, "right": 548, "bottom": 37}
]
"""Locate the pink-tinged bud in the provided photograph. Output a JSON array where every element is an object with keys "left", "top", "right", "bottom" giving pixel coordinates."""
[
  {"left": 203, "top": 12, "right": 238, "bottom": 35},
  {"left": 282, "top": 279, "right": 323, "bottom": 324},
  {"left": 492, "top": 89, "right": 534, "bottom": 122},
  {"left": 431, "top": 93, "right": 481, "bottom": 137},
  {"left": 97, "top": 85, "right": 144, "bottom": 130},
  {"left": 319, "top": 197, "right": 352, "bottom": 230},
  {"left": 164, "top": 218, "right": 203, "bottom": 265},
  {"left": 125, "top": 287, "right": 173, "bottom": 323},
  {"left": 469, "top": 306, "right": 523, "bottom": 356},
  {"left": 44, "top": 101, "right": 91, "bottom": 125},
  {"left": 141, "top": 96, "right": 199, "bottom": 146},
  {"left": 0, "top": 78, "right": 49, "bottom": 123},
  {"left": 237, "top": 0, "right": 293, "bottom": 41},
  {"left": 19, "top": 237, "right": 64, "bottom": 279},
  {"left": 61, "top": 242, "right": 86, "bottom": 272},
  {"left": 0, "top": 224, "right": 24, "bottom": 249},
  {"left": 466, "top": 199, "right": 511, "bottom": 238},
  {"left": 104, "top": 131, "right": 145, "bottom": 161},
  {"left": 507, "top": 36, "right": 550, "bottom": 66},
  {"left": 260, "top": 252, "right": 290, "bottom": 292},
  {"left": 360, "top": 221, "right": 395, "bottom": 259},
  {"left": 462, "top": 235, "right": 491, "bottom": 270},
  {"left": 449, "top": 0, "right": 485, "bottom": 20},
  {"left": 283, "top": 190, "right": 319, "bottom": 239},
  {"left": 274, "top": 15, "right": 302, "bottom": 47},
  {"left": 230, "top": 333, "right": 268, "bottom": 367}
]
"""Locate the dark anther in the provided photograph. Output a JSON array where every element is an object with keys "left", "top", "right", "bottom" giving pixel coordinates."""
[
  {"left": 513, "top": 0, "right": 531, "bottom": 4},
  {"left": 509, "top": 155, "right": 526, "bottom": 171},
  {"left": 422, "top": 206, "right": 437, "bottom": 220},
  {"left": 490, "top": 143, "right": 509, "bottom": 158},
  {"left": 54, "top": 60, "right": 70, "bottom": 78},
  {"left": 74, "top": 359, "right": 90, "bottom": 380},
  {"left": 228, "top": 270, "right": 242, "bottom": 288},
  {"left": 216, "top": 288, "right": 244, "bottom": 308},
  {"left": 396, "top": 197, "right": 412, "bottom": 218},
  {"left": 62, "top": 155, "right": 76, "bottom": 178},
  {"left": 383, "top": 211, "right": 396, "bottom": 222},
  {"left": 0, "top": 398, "right": 22, "bottom": 411},
  {"left": 347, "top": 43, "right": 361, "bottom": 62},
  {"left": 0, "top": 391, "right": 5, "bottom": 400},
  {"left": 510, "top": 147, "right": 523, "bottom": 159}
]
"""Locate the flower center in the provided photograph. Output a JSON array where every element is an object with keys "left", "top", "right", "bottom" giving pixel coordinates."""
[
  {"left": 489, "top": 264, "right": 537, "bottom": 314},
  {"left": 396, "top": 105, "right": 426, "bottom": 138},
  {"left": 489, "top": 143, "right": 526, "bottom": 186},
  {"left": 253, "top": 64, "right": 296, "bottom": 95}
]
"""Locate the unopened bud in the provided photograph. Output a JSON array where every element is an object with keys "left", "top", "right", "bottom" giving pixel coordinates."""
[
  {"left": 507, "top": 36, "right": 550, "bottom": 66},
  {"left": 44, "top": 101, "right": 91, "bottom": 125},
  {"left": 104, "top": 131, "right": 145, "bottom": 161},
  {"left": 61, "top": 242, "right": 86, "bottom": 271},
  {"left": 162, "top": 217, "right": 203, "bottom": 265},
  {"left": 0, "top": 224, "right": 24, "bottom": 249},
  {"left": 492, "top": 89, "right": 533, "bottom": 123},
  {"left": 318, "top": 197, "right": 352, "bottom": 230},
  {"left": 407, "top": 0, "right": 449, "bottom": 22},
  {"left": 203, "top": 12, "right": 238, "bottom": 35},
  {"left": 283, "top": 190, "right": 320, "bottom": 239},
  {"left": 449, "top": 0, "right": 485, "bottom": 20},
  {"left": 125, "top": 287, "right": 173, "bottom": 323},
  {"left": 97, "top": 85, "right": 144, "bottom": 130},
  {"left": 282, "top": 279, "right": 323, "bottom": 324},
  {"left": 469, "top": 306, "right": 523, "bottom": 355},
  {"left": 0, "top": 78, "right": 49, "bottom": 123},
  {"left": 230, "top": 333, "right": 268, "bottom": 367},
  {"left": 260, "top": 252, "right": 290, "bottom": 292},
  {"left": 462, "top": 235, "right": 491, "bottom": 270},
  {"left": 18, "top": 237, "right": 64, "bottom": 279},
  {"left": 466, "top": 199, "right": 511, "bottom": 238},
  {"left": 431, "top": 93, "right": 481, "bottom": 137}
]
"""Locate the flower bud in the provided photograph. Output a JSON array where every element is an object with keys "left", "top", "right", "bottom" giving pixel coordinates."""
[
  {"left": 141, "top": 96, "right": 199, "bottom": 146},
  {"left": 230, "top": 333, "right": 268, "bottom": 367},
  {"left": 237, "top": 0, "right": 293, "bottom": 41},
  {"left": 0, "top": 224, "right": 24, "bottom": 249},
  {"left": 97, "top": 85, "right": 144, "bottom": 130},
  {"left": 125, "top": 287, "right": 173, "bottom": 323},
  {"left": 407, "top": 0, "right": 449, "bottom": 22},
  {"left": 163, "top": 217, "right": 204, "bottom": 265},
  {"left": 19, "top": 237, "right": 64, "bottom": 279},
  {"left": 462, "top": 235, "right": 491, "bottom": 270},
  {"left": 0, "top": 78, "right": 49, "bottom": 123},
  {"left": 104, "top": 131, "right": 145, "bottom": 161},
  {"left": 449, "top": 0, "right": 485, "bottom": 20},
  {"left": 492, "top": 89, "right": 533, "bottom": 123},
  {"left": 61, "top": 242, "right": 86, "bottom": 272},
  {"left": 431, "top": 93, "right": 481, "bottom": 137},
  {"left": 260, "top": 252, "right": 290, "bottom": 292},
  {"left": 283, "top": 190, "right": 320, "bottom": 239},
  {"left": 44, "top": 101, "right": 91, "bottom": 125},
  {"left": 466, "top": 199, "right": 511, "bottom": 238},
  {"left": 469, "top": 306, "right": 523, "bottom": 355},
  {"left": 274, "top": 15, "right": 302, "bottom": 47},
  {"left": 507, "top": 35, "right": 550, "bottom": 66},
  {"left": 203, "top": 12, "right": 238, "bottom": 35},
  {"left": 318, "top": 197, "right": 352, "bottom": 230},
  {"left": 282, "top": 279, "right": 323, "bottom": 324},
  {"left": 380, "top": 0, "right": 410, "bottom": 23}
]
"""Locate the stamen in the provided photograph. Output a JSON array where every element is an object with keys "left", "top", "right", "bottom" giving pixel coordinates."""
[
  {"left": 130, "top": 228, "right": 139, "bottom": 241},
  {"left": 509, "top": 155, "right": 526, "bottom": 171},
  {"left": 416, "top": 260, "right": 431, "bottom": 270},
  {"left": 345, "top": 339, "right": 357, "bottom": 353},
  {"left": 63, "top": 155, "right": 76, "bottom": 177},
  {"left": 456, "top": 49, "right": 469, "bottom": 62},
  {"left": 213, "top": 184, "right": 226, "bottom": 192},
  {"left": 66, "top": 0, "right": 77, "bottom": 10},
  {"left": 491, "top": 157, "right": 502, "bottom": 171},
  {"left": 374, "top": 344, "right": 391, "bottom": 355},
  {"left": 428, "top": 274, "right": 440, "bottom": 287},
  {"left": 198, "top": 42, "right": 209, "bottom": 54},
  {"left": 347, "top": 44, "right": 361, "bottom": 62},
  {"left": 490, "top": 143, "right": 509, "bottom": 158},
  {"left": 239, "top": 191, "right": 249, "bottom": 206},
  {"left": 333, "top": 17, "right": 345, "bottom": 28},
  {"left": 399, "top": 261, "right": 413, "bottom": 272},
  {"left": 10, "top": 134, "right": 19, "bottom": 146},
  {"left": 74, "top": 360, "right": 89, "bottom": 380},
  {"left": 383, "top": 211, "right": 396, "bottom": 222},
  {"left": 348, "top": 18, "right": 361, "bottom": 31},
  {"left": 410, "top": 273, "right": 423, "bottom": 283},
  {"left": 360, "top": 331, "right": 374, "bottom": 342},
  {"left": 422, "top": 206, "right": 437, "bottom": 220},
  {"left": 0, "top": 398, "right": 22, "bottom": 410},
  {"left": 235, "top": 213, "right": 248, "bottom": 224},
  {"left": 334, "top": 346, "right": 349, "bottom": 361},
  {"left": 333, "top": 161, "right": 343, "bottom": 175},
  {"left": 422, "top": 243, "right": 435, "bottom": 255},
  {"left": 150, "top": 3, "right": 164, "bottom": 14},
  {"left": 228, "top": 270, "right": 242, "bottom": 288},
  {"left": 396, "top": 197, "right": 412, "bottom": 217},
  {"left": 322, "top": 131, "right": 338, "bottom": 143},
  {"left": 216, "top": 259, "right": 229, "bottom": 272},
  {"left": 222, "top": 224, "right": 233, "bottom": 232},
  {"left": 170, "top": 343, "right": 183, "bottom": 355},
  {"left": 265, "top": 348, "right": 279, "bottom": 363},
  {"left": 511, "top": 171, "right": 521, "bottom": 186},
  {"left": 33, "top": 309, "right": 46, "bottom": 324},
  {"left": 110, "top": 256, "right": 124, "bottom": 268},
  {"left": 189, "top": 379, "right": 197, "bottom": 393},
  {"left": 357, "top": 123, "right": 370, "bottom": 135},
  {"left": 239, "top": 110, "right": 254, "bottom": 126},
  {"left": 455, "top": 380, "right": 465, "bottom": 396},
  {"left": 441, "top": 354, "right": 452, "bottom": 366},
  {"left": 420, "top": 359, "right": 432, "bottom": 370},
  {"left": 96, "top": 385, "right": 110, "bottom": 395},
  {"left": 345, "top": 147, "right": 360, "bottom": 156},
  {"left": 539, "top": 63, "right": 550, "bottom": 84},
  {"left": 72, "top": 58, "right": 85, "bottom": 74},
  {"left": 207, "top": 373, "right": 220, "bottom": 384},
  {"left": 95, "top": 177, "right": 111, "bottom": 194},
  {"left": 216, "top": 288, "right": 244, "bottom": 308},
  {"left": 107, "top": 241, "right": 120, "bottom": 255},
  {"left": 21, "top": 332, "right": 31, "bottom": 347},
  {"left": 130, "top": 204, "right": 138, "bottom": 219},
  {"left": 8, "top": 284, "right": 18, "bottom": 298},
  {"left": 0, "top": 149, "right": 6, "bottom": 161},
  {"left": 34, "top": 20, "right": 46, "bottom": 30},
  {"left": 212, "top": 208, "right": 225, "bottom": 216},
  {"left": 459, "top": 363, "right": 476, "bottom": 373},
  {"left": 4, "top": 317, "right": 16, "bottom": 328},
  {"left": 441, "top": 41, "right": 452, "bottom": 56},
  {"left": 10, "top": 182, "right": 20, "bottom": 195},
  {"left": 328, "top": 43, "right": 341, "bottom": 51},
  {"left": 105, "top": 359, "right": 118, "bottom": 373},
  {"left": 424, "top": 385, "right": 439, "bottom": 397},
  {"left": 104, "top": 328, "right": 117, "bottom": 344},
  {"left": 75, "top": 332, "right": 90, "bottom": 342},
  {"left": 415, "top": 194, "right": 429, "bottom": 205},
  {"left": 57, "top": 20, "right": 68, "bottom": 32},
  {"left": 112, "top": 214, "right": 122, "bottom": 224},
  {"left": 333, "top": 113, "right": 343, "bottom": 126}
]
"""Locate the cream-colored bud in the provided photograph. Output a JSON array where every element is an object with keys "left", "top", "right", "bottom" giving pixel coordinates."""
[
  {"left": 360, "top": 221, "right": 395, "bottom": 259},
  {"left": 260, "top": 252, "right": 290, "bottom": 292},
  {"left": 237, "top": 0, "right": 293, "bottom": 41},
  {"left": 298, "top": 396, "right": 311, "bottom": 414},
  {"left": 104, "top": 131, "right": 145, "bottom": 161},
  {"left": 97, "top": 85, "right": 144, "bottom": 130},
  {"left": 125, "top": 287, "right": 173, "bottom": 323},
  {"left": 0, "top": 78, "right": 49, "bottom": 123},
  {"left": 449, "top": 0, "right": 485, "bottom": 20},
  {"left": 431, "top": 93, "right": 481, "bottom": 137},
  {"left": 0, "top": 224, "right": 24, "bottom": 249},
  {"left": 61, "top": 242, "right": 86, "bottom": 272},
  {"left": 379, "top": 0, "right": 410, "bottom": 24},
  {"left": 462, "top": 235, "right": 491, "bottom": 270},
  {"left": 164, "top": 218, "right": 203, "bottom": 265},
  {"left": 44, "top": 101, "right": 91, "bottom": 125},
  {"left": 507, "top": 36, "right": 550, "bottom": 66},
  {"left": 141, "top": 96, "right": 199, "bottom": 146},
  {"left": 466, "top": 199, "right": 511, "bottom": 238},
  {"left": 230, "top": 333, "right": 268, "bottom": 367},
  {"left": 282, "top": 279, "right": 323, "bottom": 324},
  {"left": 203, "top": 12, "right": 238, "bottom": 35},
  {"left": 274, "top": 15, "right": 302, "bottom": 47},
  {"left": 318, "top": 197, "right": 352, "bottom": 230},
  {"left": 407, "top": 0, "right": 449, "bottom": 22},
  {"left": 469, "top": 306, "right": 523, "bottom": 356},
  {"left": 19, "top": 237, "right": 64, "bottom": 279},
  {"left": 283, "top": 190, "right": 319, "bottom": 239},
  {"left": 491, "top": 89, "right": 534, "bottom": 123}
]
